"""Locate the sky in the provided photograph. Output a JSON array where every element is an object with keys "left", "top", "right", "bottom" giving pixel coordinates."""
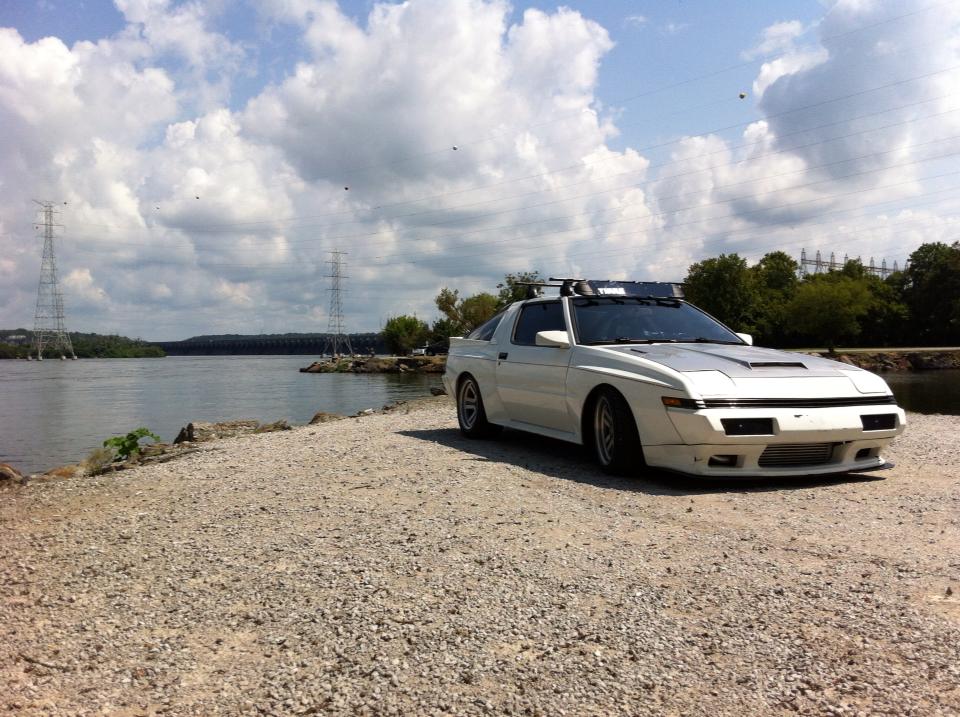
[{"left": 1, "top": 0, "right": 959, "bottom": 340}]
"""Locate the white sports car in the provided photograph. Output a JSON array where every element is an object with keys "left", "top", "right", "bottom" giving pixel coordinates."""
[{"left": 442, "top": 279, "right": 906, "bottom": 478}]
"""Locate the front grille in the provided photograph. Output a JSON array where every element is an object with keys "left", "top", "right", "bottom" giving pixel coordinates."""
[
  {"left": 758, "top": 443, "right": 835, "bottom": 468},
  {"left": 703, "top": 396, "right": 896, "bottom": 409}
]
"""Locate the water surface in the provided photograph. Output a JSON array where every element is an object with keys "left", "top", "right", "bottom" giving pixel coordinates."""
[
  {"left": 0, "top": 356, "right": 441, "bottom": 474},
  {"left": 883, "top": 369, "right": 960, "bottom": 416}
]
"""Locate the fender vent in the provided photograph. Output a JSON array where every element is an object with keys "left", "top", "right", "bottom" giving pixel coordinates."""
[{"left": 758, "top": 443, "right": 835, "bottom": 468}]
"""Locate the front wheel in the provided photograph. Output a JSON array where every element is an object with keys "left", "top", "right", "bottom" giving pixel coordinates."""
[
  {"left": 457, "top": 375, "right": 502, "bottom": 439},
  {"left": 591, "top": 388, "right": 645, "bottom": 475}
]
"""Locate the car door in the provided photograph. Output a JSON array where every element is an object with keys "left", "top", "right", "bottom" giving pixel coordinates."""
[{"left": 495, "top": 300, "right": 573, "bottom": 432}]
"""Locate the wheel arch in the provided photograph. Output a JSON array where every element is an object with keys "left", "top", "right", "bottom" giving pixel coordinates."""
[{"left": 581, "top": 383, "right": 642, "bottom": 447}]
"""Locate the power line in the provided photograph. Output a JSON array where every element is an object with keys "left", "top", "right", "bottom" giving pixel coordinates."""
[
  {"left": 59, "top": 90, "right": 960, "bottom": 261},
  {"left": 201, "top": 0, "right": 951, "bottom": 183},
  {"left": 128, "top": 136, "right": 960, "bottom": 273},
  {"left": 60, "top": 62, "right": 960, "bottom": 237}
]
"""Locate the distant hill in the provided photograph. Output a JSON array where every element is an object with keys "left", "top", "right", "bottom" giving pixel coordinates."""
[{"left": 149, "top": 332, "right": 386, "bottom": 356}]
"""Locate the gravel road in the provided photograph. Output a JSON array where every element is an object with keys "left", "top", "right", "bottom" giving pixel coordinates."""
[{"left": 2, "top": 399, "right": 958, "bottom": 716}]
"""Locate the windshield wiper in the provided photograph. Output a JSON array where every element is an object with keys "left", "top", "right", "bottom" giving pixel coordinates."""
[
  {"left": 678, "top": 337, "right": 745, "bottom": 345},
  {"left": 584, "top": 338, "right": 679, "bottom": 345}
]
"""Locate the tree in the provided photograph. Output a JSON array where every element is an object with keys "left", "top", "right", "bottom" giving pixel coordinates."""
[
  {"left": 496, "top": 271, "right": 542, "bottom": 310},
  {"left": 459, "top": 293, "right": 498, "bottom": 332},
  {"left": 786, "top": 276, "right": 871, "bottom": 352},
  {"left": 901, "top": 241, "right": 960, "bottom": 345},
  {"left": 684, "top": 254, "right": 757, "bottom": 332},
  {"left": 434, "top": 287, "right": 499, "bottom": 335},
  {"left": 381, "top": 315, "right": 429, "bottom": 355},
  {"left": 749, "top": 251, "right": 799, "bottom": 346}
]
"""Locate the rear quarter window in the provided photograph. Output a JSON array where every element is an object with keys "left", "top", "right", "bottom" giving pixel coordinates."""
[{"left": 466, "top": 312, "right": 504, "bottom": 341}]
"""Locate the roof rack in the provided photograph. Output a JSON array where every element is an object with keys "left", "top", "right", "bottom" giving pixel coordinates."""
[{"left": 547, "top": 277, "right": 685, "bottom": 299}]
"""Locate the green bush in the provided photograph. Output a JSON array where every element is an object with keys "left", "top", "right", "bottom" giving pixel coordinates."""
[{"left": 103, "top": 427, "right": 161, "bottom": 461}]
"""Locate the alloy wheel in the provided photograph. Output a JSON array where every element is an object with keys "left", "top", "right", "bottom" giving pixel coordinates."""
[
  {"left": 459, "top": 379, "right": 479, "bottom": 430},
  {"left": 594, "top": 395, "right": 616, "bottom": 465}
]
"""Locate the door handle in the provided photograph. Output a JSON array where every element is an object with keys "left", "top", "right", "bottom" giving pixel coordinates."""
[{"left": 498, "top": 352, "right": 509, "bottom": 360}]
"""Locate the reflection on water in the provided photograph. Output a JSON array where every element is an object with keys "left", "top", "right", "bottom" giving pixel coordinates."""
[
  {"left": 0, "top": 356, "right": 441, "bottom": 474},
  {"left": 884, "top": 369, "right": 960, "bottom": 416}
]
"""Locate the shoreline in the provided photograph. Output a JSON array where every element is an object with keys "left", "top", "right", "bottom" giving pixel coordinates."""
[
  {"left": 300, "top": 355, "right": 446, "bottom": 374},
  {"left": 0, "top": 394, "right": 449, "bottom": 485}
]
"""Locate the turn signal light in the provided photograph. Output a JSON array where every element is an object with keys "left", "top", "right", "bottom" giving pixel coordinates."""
[{"left": 661, "top": 396, "right": 699, "bottom": 409}]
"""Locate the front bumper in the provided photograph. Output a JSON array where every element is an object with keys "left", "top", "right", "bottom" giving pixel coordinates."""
[{"left": 644, "top": 404, "right": 906, "bottom": 477}]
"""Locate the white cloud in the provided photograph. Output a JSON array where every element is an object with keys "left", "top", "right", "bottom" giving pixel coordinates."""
[
  {"left": 743, "top": 20, "right": 806, "bottom": 60},
  {"left": 1, "top": 0, "right": 959, "bottom": 339}
]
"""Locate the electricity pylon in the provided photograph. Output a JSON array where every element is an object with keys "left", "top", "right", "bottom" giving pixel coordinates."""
[
  {"left": 323, "top": 250, "right": 353, "bottom": 357},
  {"left": 30, "top": 200, "right": 76, "bottom": 360}
]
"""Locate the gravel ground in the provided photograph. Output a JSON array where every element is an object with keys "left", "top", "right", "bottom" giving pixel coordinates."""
[{"left": 1, "top": 399, "right": 958, "bottom": 716}]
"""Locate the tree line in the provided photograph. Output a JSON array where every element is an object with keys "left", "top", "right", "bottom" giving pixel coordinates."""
[
  {"left": 0, "top": 331, "right": 166, "bottom": 359},
  {"left": 381, "top": 241, "right": 959, "bottom": 354},
  {"left": 684, "top": 242, "right": 960, "bottom": 350}
]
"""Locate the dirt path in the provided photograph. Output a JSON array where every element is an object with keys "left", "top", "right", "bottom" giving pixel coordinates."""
[{"left": 1, "top": 399, "right": 958, "bottom": 716}]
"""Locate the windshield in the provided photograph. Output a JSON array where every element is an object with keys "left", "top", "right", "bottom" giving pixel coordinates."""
[{"left": 571, "top": 297, "right": 743, "bottom": 345}]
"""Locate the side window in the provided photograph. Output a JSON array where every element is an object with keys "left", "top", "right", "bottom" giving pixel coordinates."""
[
  {"left": 512, "top": 301, "right": 565, "bottom": 345},
  {"left": 466, "top": 312, "right": 504, "bottom": 341}
]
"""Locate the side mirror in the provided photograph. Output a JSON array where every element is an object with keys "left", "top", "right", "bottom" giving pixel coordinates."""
[
  {"left": 736, "top": 332, "right": 753, "bottom": 346},
  {"left": 535, "top": 330, "right": 570, "bottom": 348}
]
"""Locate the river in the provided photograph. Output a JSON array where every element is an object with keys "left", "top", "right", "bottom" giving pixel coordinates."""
[
  {"left": 0, "top": 356, "right": 441, "bottom": 474},
  {"left": 1, "top": 358, "right": 957, "bottom": 475}
]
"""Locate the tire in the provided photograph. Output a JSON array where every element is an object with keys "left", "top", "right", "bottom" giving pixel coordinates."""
[
  {"left": 456, "top": 375, "right": 502, "bottom": 439},
  {"left": 589, "top": 388, "right": 645, "bottom": 475}
]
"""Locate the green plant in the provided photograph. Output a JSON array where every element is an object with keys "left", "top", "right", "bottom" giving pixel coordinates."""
[
  {"left": 103, "top": 427, "right": 161, "bottom": 461},
  {"left": 82, "top": 446, "right": 116, "bottom": 475}
]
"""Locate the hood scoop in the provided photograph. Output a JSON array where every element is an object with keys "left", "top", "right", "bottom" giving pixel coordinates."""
[{"left": 748, "top": 361, "right": 807, "bottom": 369}]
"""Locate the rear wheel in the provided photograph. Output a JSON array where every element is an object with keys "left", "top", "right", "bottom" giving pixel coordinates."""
[
  {"left": 457, "top": 375, "right": 501, "bottom": 439},
  {"left": 590, "top": 388, "right": 645, "bottom": 475}
]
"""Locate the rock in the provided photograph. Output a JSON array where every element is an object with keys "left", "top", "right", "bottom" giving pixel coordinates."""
[
  {"left": 174, "top": 420, "right": 261, "bottom": 444},
  {"left": 254, "top": 420, "right": 292, "bottom": 434},
  {"left": 140, "top": 443, "right": 172, "bottom": 457},
  {"left": 44, "top": 464, "right": 81, "bottom": 480},
  {"left": 300, "top": 361, "right": 333, "bottom": 373},
  {"left": 0, "top": 463, "right": 25, "bottom": 486},
  {"left": 309, "top": 411, "right": 346, "bottom": 425},
  {"left": 430, "top": 387, "right": 447, "bottom": 396}
]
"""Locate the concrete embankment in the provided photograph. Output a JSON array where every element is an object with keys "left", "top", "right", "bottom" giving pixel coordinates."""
[{"left": 1, "top": 398, "right": 958, "bottom": 715}]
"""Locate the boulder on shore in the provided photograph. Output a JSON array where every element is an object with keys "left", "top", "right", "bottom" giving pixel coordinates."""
[
  {"left": 309, "top": 411, "right": 346, "bottom": 425},
  {"left": 174, "top": 420, "right": 264, "bottom": 444},
  {"left": 0, "top": 463, "right": 25, "bottom": 487}
]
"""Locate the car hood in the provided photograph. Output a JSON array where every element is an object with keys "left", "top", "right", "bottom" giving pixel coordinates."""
[
  {"left": 601, "top": 343, "right": 848, "bottom": 376},
  {"left": 596, "top": 343, "right": 893, "bottom": 397}
]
